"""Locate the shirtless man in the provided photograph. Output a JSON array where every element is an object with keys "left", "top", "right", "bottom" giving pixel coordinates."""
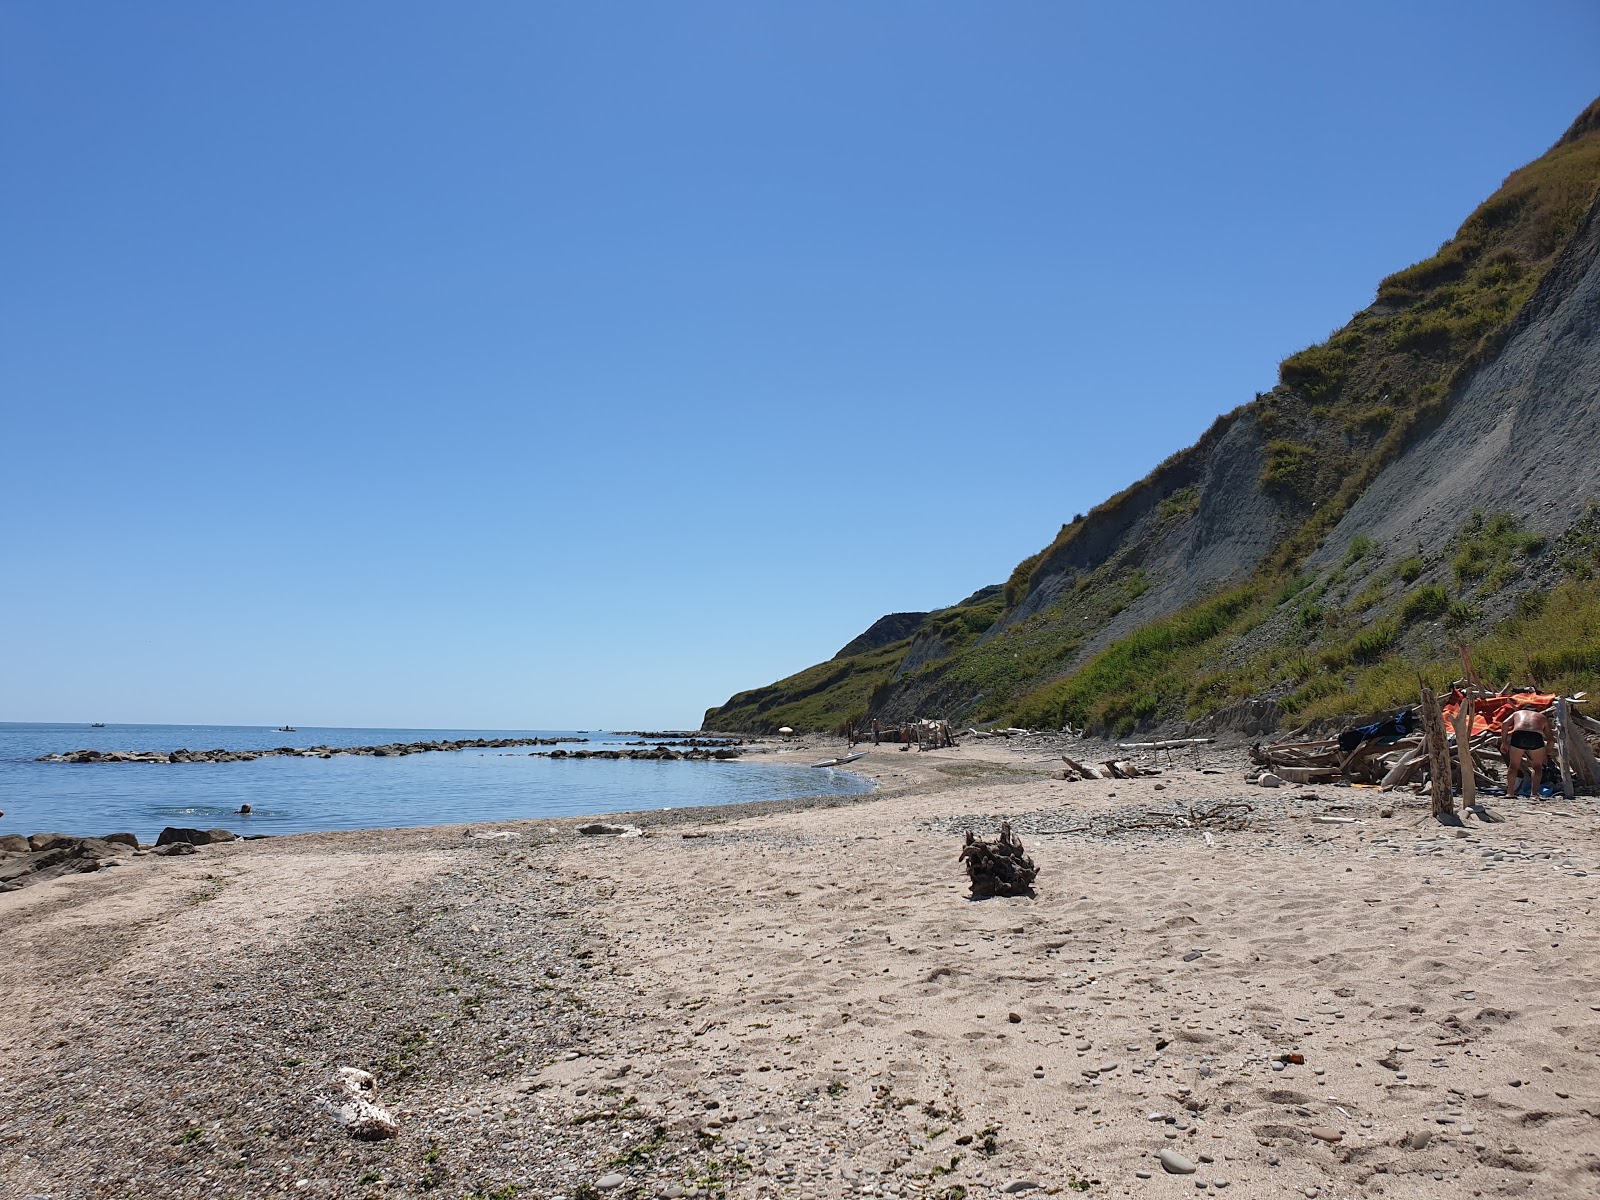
[{"left": 1501, "top": 704, "right": 1553, "bottom": 797}]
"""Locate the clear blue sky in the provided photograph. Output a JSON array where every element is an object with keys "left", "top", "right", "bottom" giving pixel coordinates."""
[{"left": 3, "top": 2, "right": 1596, "bottom": 729}]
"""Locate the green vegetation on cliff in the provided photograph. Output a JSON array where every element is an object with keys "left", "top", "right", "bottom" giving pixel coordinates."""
[{"left": 704, "top": 100, "right": 1600, "bottom": 735}]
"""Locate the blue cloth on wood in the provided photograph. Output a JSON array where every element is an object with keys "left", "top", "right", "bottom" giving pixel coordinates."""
[{"left": 1337, "top": 709, "right": 1420, "bottom": 754}]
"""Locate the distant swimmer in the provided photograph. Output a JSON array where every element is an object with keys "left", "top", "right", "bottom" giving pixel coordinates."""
[{"left": 237, "top": 804, "right": 253, "bottom": 815}]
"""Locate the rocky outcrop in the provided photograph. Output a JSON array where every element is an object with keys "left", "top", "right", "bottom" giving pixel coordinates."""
[
  {"left": 38, "top": 736, "right": 584, "bottom": 765},
  {"left": 0, "top": 828, "right": 252, "bottom": 891},
  {"left": 0, "top": 836, "right": 135, "bottom": 891},
  {"left": 155, "top": 827, "right": 236, "bottom": 847}
]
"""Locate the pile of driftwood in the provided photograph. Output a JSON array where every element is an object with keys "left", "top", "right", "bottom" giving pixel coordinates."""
[
  {"left": 1054, "top": 752, "right": 1151, "bottom": 781},
  {"left": 1252, "top": 684, "right": 1600, "bottom": 816},
  {"left": 1249, "top": 734, "right": 1416, "bottom": 787},
  {"left": 958, "top": 822, "right": 1039, "bottom": 898}
]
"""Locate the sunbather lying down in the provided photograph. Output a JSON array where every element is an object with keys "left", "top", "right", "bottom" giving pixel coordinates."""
[{"left": 1501, "top": 704, "right": 1553, "bottom": 796}]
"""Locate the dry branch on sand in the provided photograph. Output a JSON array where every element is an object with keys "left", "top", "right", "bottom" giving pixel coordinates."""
[{"left": 958, "top": 821, "right": 1038, "bottom": 898}]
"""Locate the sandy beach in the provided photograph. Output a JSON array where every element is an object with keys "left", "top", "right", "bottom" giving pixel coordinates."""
[{"left": 3, "top": 736, "right": 1599, "bottom": 1199}]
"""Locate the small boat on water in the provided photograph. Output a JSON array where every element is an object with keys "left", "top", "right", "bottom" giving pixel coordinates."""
[
  {"left": 90, "top": 722, "right": 105, "bottom": 728},
  {"left": 277, "top": 726, "right": 297, "bottom": 732},
  {"left": 809, "top": 752, "right": 867, "bottom": 769}
]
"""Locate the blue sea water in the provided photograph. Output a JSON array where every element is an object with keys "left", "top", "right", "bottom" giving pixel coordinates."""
[{"left": 0, "top": 723, "right": 871, "bottom": 842}]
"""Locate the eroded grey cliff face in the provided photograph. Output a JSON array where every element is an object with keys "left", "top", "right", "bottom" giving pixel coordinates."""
[
  {"left": 997, "top": 408, "right": 1288, "bottom": 658},
  {"left": 1310, "top": 189, "right": 1600, "bottom": 570}
]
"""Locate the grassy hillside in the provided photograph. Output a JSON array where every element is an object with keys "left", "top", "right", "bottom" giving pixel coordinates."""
[{"left": 704, "top": 99, "right": 1600, "bottom": 735}]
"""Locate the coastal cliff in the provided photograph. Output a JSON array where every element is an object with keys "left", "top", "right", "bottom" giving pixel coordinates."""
[{"left": 706, "top": 98, "right": 1600, "bottom": 735}]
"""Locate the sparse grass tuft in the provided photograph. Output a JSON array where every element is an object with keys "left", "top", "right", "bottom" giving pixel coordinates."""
[
  {"left": 1344, "top": 535, "right": 1377, "bottom": 565},
  {"left": 1399, "top": 584, "right": 1449, "bottom": 624},
  {"left": 1159, "top": 486, "right": 1201, "bottom": 522}
]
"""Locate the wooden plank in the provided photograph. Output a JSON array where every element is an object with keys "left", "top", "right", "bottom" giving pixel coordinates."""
[
  {"left": 1555, "top": 698, "right": 1576, "bottom": 801},
  {"left": 1271, "top": 765, "right": 1342, "bottom": 785},
  {"left": 1564, "top": 716, "right": 1600, "bottom": 790},
  {"left": 1060, "top": 753, "right": 1097, "bottom": 780},
  {"left": 1453, "top": 694, "right": 1476, "bottom": 810},
  {"left": 1380, "top": 746, "right": 1425, "bottom": 789},
  {"left": 1568, "top": 708, "right": 1600, "bottom": 736},
  {"left": 1115, "top": 738, "right": 1215, "bottom": 750},
  {"left": 1337, "top": 739, "right": 1381, "bottom": 780}
]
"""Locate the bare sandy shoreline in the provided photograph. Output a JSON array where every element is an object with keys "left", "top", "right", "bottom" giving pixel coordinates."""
[{"left": 3, "top": 735, "right": 1598, "bottom": 1199}]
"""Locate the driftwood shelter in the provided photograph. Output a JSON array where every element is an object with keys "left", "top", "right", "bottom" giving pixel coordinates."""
[{"left": 1251, "top": 680, "right": 1599, "bottom": 818}]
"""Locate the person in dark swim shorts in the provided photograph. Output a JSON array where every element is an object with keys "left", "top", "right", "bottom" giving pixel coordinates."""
[{"left": 1501, "top": 704, "right": 1553, "bottom": 797}]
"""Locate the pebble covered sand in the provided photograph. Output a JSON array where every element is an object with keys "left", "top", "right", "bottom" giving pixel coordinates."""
[{"left": 2, "top": 735, "right": 1599, "bottom": 1199}]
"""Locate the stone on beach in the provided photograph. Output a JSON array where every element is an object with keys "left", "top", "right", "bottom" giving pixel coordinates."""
[{"left": 1158, "top": 1148, "right": 1197, "bottom": 1174}]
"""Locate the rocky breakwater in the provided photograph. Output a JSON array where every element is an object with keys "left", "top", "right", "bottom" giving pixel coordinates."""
[
  {"left": 621, "top": 736, "right": 746, "bottom": 748},
  {"left": 37, "top": 736, "right": 581, "bottom": 765},
  {"left": 0, "top": 826, "right": 245, "bottom": 892},
  {"left": 538, "top": 744, "right": 744, "bottom": 761}
]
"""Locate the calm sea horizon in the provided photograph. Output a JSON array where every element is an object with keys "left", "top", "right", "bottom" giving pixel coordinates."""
[{"left": 0, "top": 722, "right": 871, "bottom": 843}]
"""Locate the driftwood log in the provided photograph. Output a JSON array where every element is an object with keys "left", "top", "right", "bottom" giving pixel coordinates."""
[
  {"left": 959, "top": 822, "right": 1038, "bottom": 898},
  {"left": 1419, "top": 686, "right": 1455, "bottom": 817}
]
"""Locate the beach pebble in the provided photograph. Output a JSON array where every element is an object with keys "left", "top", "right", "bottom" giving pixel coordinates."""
[
  {"left": 1459, "top": 1124, "right": 1476, "bottom": 1135},
  {"left": 1158, "top": 1149, "right": 1197, "bottom": 1174},
  {"left": 595, "top": 1173, "right": 627, "bottom": 1190},
  {"left": 1308, "top": 1126, "right": 1342, "bottom": 1143},
  {"left": 1009, "top": 1012, "right": 1022, "bottom": 1023},
  {"left": 1258, "top": 774, "right": 1282, "bottom": 788},
  {"left": 1408, "top": 1130, "right": 1432, "bottom": 1150},
  {"left": 1135, "top": 1171, "right": 1152, "bottom": 1179},
  {"left": 1002, "top": 1181, "right": 1040, "bottom": 1193}
]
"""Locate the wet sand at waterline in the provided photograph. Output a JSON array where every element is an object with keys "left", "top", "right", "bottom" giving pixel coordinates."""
[{"left": 2, "top": 735, "right": 1598, "bottom": 1198}]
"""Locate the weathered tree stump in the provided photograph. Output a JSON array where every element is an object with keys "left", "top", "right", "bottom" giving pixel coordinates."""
[{"left": 959, "top": 821, "right": 1038, "bottom": 898}]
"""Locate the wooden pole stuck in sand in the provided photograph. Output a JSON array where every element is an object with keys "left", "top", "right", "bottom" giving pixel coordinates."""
[
  {"left": 1419, "top": 685, "right": 1455, "bottom": 817},
  {"left": 1554, "top": 697, "right": 1576, "bottom": 801},
  {"left": 1453, "top": 693, "right": 1476, "bottom": 811}
]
